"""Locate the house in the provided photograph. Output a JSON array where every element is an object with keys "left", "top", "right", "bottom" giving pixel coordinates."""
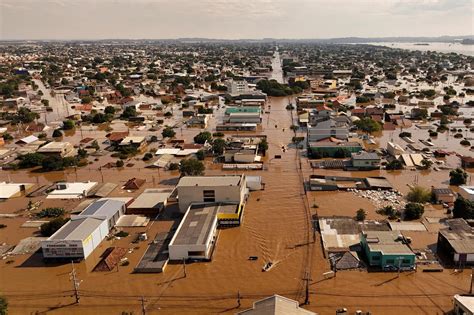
[
  {"left": 127, "top": 189, "right": 170, "bottom": 216},
  {"left": 186, "top": 114, "right": 209, "bottom": 128},
  {"left": 437, "top": 219, "right": 474, "bottom": 265},
  {"left": 461, "top": 156, "right": 474, "bottom": 169},
  {"left": 223, "top": 148, "right": 259, "bottom": 163},
  {"left": 47, "top": 181, "right": 98, "bottom": 199},
  {"left": 41, "top": 199, "right": 126, "bottom": 260},
  {"left": 15, "top": 135, "right": 39, "bottom": 145},
  {"left": 107, "top": 131, "right": 129, "bottom": 146},
  {"left": 176, "top": 175, "right": 248, "bottom": 213},
  {"left": 237, "top": 295, "right": 316, "bottom": 315},
  {"left": 0, "top": 182, "right": 34, "bottom": 199},
  {"left": 360, "top": 230, "right": 416, "bottom": 270},
  {"left": 168, "top": 203, "right": 219, "bottom": 261},
  {"left": 351, "top": 151, "right": 380, "bottom": 170},
  {"left": 119, "top": 136, "right": 147, "bottom": 152},
  {"left": 432, "top": 187, "right": 457, "bottom": 204},
  {"left": 307, "top": 118, "right": 350, "bottom": 142},
  {"left": 453, "top": 295, "right": 474, "bottom": 315},
  {"left": 123, "top": 177, "right": 146, "bottom": 190},
  {"left": 37, "top": 142, "right": 75, "bottom": 158},
  {"left": 387, "top": 142, "right": 405, "bottom": 157},
  {"left": 459, "top": 186, "right": 474, "bottom": 202}
]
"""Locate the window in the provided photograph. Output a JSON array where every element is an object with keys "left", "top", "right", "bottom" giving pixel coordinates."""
[
  {"left": 402, "top": 259, "right": 411, "bottom": 264},
  {"left": 386, "top": 259, "right": 395, "bottom": 264},
  {"left": 203, "top": 190, "right": 215, "bottom": 202},
  {"left": 188, "top": 251, "right": 206, "bottom": 257},
  {"left": 372, "top": 255, "right": 380, "bottom": 261}
]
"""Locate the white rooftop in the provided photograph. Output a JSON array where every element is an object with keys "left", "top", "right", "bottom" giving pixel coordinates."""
[{"left": 47, "top": 182, "right": 98, "bottom": 199}]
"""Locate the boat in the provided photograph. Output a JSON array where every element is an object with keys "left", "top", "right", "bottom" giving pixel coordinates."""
[
  {"left": 262, "top": 262, "right": 273, "bottom": 272},
  {"left": 402, "top": 137, "right": 415, "bottom": 144}
]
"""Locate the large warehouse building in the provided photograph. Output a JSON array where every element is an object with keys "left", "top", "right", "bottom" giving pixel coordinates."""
[{"left": 41, "top": 199, "right": 125, "bottom": 260}]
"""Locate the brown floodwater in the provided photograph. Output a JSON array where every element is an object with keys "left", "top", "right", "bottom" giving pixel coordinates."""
[{"left": 0, "top": 95, "right": 473, "bottom": 314}]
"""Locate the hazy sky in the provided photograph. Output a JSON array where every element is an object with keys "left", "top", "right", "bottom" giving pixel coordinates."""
[{"left": 0, "top": 0, "right": 473, "bottom": 40}]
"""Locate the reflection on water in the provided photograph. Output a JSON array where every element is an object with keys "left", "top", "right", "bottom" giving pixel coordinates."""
[{"left": 363, "top": 42, "right": 474, "bottom": 56}]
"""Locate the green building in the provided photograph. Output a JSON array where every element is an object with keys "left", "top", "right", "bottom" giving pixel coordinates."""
[
  {"left": 360, "top": 230, "right": 416, "bottom": 270},
  {"left": 308, "top": 142, "right": 362, "bottom": 158},
  {"left": 225, "top": 107, "right": 261, "bottom": 115}
]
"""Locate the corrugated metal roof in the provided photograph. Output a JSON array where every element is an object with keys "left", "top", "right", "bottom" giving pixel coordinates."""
[{"left": 49, "top": 217, "right": 104, "bottom": 241}]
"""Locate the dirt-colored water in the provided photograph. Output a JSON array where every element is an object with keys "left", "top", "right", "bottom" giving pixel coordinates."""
[{"left": 1, "top": 93, "right": 473, "bottom": 314}]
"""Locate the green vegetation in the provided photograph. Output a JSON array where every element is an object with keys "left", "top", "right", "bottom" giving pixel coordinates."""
[
  {"left": 2, "top": 133, "right": 13, "bottom": 141},
  {"left": 453, "top": 197, "right": 474, "bottom": 220},
  {"left": 420, "top": 159, "right": 433, "bottom": 170},
  {"left": 161, "top": 127, "right": 176, "bottom": 138},
  {"left": 62, "top": 120, "right": 75, "bottom": 130},
  {"left": 52, "top": 129, "right": 63, "bottom": 137},
  {"left": 194, "top": 131, "right": 212, "bottom": 144},
  {"left": 406, "top": 186, "right": 431, "bottom": 203},
  {"left": 356, "top": 208, "right": 367, "bottom": 221},
  {"left": 40, "top": 217, "right": 69, "bottom": 237},
  {"left": 420, "top": 89, "right": 436, "bottom": 98},
  {"left": 142, "top": 152, "right": 153, "bottom": 161},
  {"left": 168, "top": 162, "right": 179, "bottom": 170},
  {"left": 376, "top": 205, "right": 400, "bottom": 220},
  {"left": 37, "top": 207, "right": 65, "bottom": 218},
  {"left": 179, "top": 158, "right": 205, "bottom": 177},
  {"left": 17, "top": 153, "right": 45, "bottom": 168},
  {"left": 104, "top": 106, "right": 116, "bottom": 115},
  {"left": 449, "top": 168, "right": 468, "bottom": 186},
  {"left": 386, "top": 159, "right": 403, "bottom": 170},
  {"left": 212, "top": 138, "right": 226, "bottom": 155},
  {"left": 42, "top": 155, "right": 77, "bottom": 171},
  {"left": 0, "top": 295, "right": 7, "bottom": 315},
  {"left": 404, "top": 203, "right": 424, "bottom": 221},
  {"left": 354, "top": 118, "right": 381, "bottom": 133},
  {"left": 256, "top": 79, "right": 302, "bottom": 96},
  {"left": 2, "top": 108, "right": 39, "bottom": 124},
  {"left": 355, "top": 96, "right": 371, "bottom": 103},
  {"left": 196, "top": 150, "right": 205, "bottom": 161},
  {"left": 115, "top": 231, "right": 129, "bottom": 238},
  {"left": 121, "top": 106, "right": 137, "bottom": 119},
  {"left": 116, "top": 160, "right": 124, "bottom": 167}
]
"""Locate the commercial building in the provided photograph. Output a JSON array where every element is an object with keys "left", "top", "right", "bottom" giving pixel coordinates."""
[
  {"left": 37, "top": 141, "right": 75, "bottom": 158},
  {"left": 225, "top": 80, "right": 249, "bottom": 96},
  {"left": 360, "top": 230, "right": 416, "bottom": 270},
  {"left": 168, "top": 203, "right": 219, "bottom": 261},
  {"left": 459, "top": 186, "right": 474, "bottom": 202},
  {"left": 237, "top": 294, "right": 316, "bottom": 315},
  {"left": 176, "top": 175, "right": 248, "bottom": 212},
  {"left": 41, "top": 199, "right": 125, "bottom": 259},
  {"left": 224, "top": 107, "right": 262, "bottom": 124},
  {"left": 0, "top": 182, "right": 34, "bottom": 199},
  {"left": 308, "top": 142, "right": 363, "bottom": 158},
  {"left": 437, "top": 219, "right": 474, "bottom": 265}
]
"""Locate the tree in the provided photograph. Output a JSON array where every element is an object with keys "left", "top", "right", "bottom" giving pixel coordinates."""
[
  {"left": 404, "top": 203, "right": 424, "bottom": 221},
  {"left": 420, "top": 159, "right": 432, "bottom": 170},
  {"left": 194, "top": 131, "right": 212, "bottom": 144},
  {"left": 386, "top": 159, "right": 403, "bottom": 170},
  {"left": 104, "top": 106, "right": 116, "bottom": 115},
  {"left": 406, "top": 186, "right": 431, "bottom": 203},
  {"left": 162, "top": 127, "right": 176, "bottom": 138},
  {"left": 121, "top": 106, "right": 137, "bottom": 119},
  {"left": 452, "top": 197, "right": 474, "bottom": 220},
  {"left": 196, "top": 150, "right": 205, "bottom": 161},
  {"left": 356, "top": 208, "right": 367, "bottom": 221},
  {"left": 212, "top": 138, "right": 226, "bottom": 155},
  {"left": 52, "top": 129, "right": 63, "bottom": 137},
  {"left": 77, "top": 147, "right": 88, "bottom": 158},
  {"left": 62, "top": 120, "right": 75, "bottom": 130},
  {"left": 354, "top": 118, "right": 381, "bottom": 133},
  {"left": 0, "top": 295, "right": 7, "bottom": 315},
  {"left": 258, "top": 138, "right": 269, "bottom": 154},
  {"left": 116, "top": 160, "right": 124, "bottom": 167},
  {"left": 37, "top": 207, "right": 65, "bottom": 218},
  {"left": 2, "top": 133, "right": 13, "bottom": 141},
  {"left": 18, "top": 153, "right": 45, "bottom": 168},
  {"left": 40, "top": 217, "right": 68, "bottom": 237},
  {"left": 179, "top": 158, "right": 205, "bottom": 177},
  {"left": 449, "top": 168, "right": 468, "bottom": 186}
]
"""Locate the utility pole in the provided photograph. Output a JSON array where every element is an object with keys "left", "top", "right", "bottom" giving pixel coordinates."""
[
  {"left": 237, "top": 290, "right": 241, "bottom": 308},
  {"left": 70, "top": 261, "right": 81, "bottom": 304},
  {"left": 397, "top": 257, "right": 402, "bottom": 278},
  {"left": 303, "top": 270, "right": 312, "bottom": 305},
  {"left": 141, "top": 296, "right": 146, "bottom": 315},
  {"left": 183, "top": 258, "right": 187, "bottom": 278}
]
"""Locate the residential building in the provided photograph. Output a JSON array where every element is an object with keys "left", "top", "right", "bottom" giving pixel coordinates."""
[
  {"left": 431, "top": 187, "right": 457, "bottom": 204},
  {"left": 237, "top": 294, "right": 316, "bottom": 315},
  {"left": 168, "top": 203, "right": 219, "bottom": 261},
  {"left": 224, "top": 148, "right": 259, "bottom": 163},
  {"left": 0, "top": 182, "right": 34, "bottom": 199},
  {"left": 119, "top": 136, "right": 147, "bottom": 152},
  {"left": 351, "top": 151, "right": 381, "bottom": 170},
  {"left": 37, "top": 142, "right": 75, "bottom": 158},
  {"left": 437, "top": 219, "right": 474, "bottom": 265},
  {"left": 47, "top": 181, "right": 98, "bottom": 199},
  {"left": 225, "top": 80, "right": 249, "bottom": 95},
  {"left": 307, "top": 118, "right": 350, "bottom": 142},
  {"left": 176, "top": 175, "right": 248, "bottom": 212},
  {"left": 459, "top": 186, "right": 474, "bottom": 202},
  {"left": 387, "top": 142, "right": 405, "bottom": 157},
  {"left": 360, "top": 230, "right": 416, "bottom": 270}
]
